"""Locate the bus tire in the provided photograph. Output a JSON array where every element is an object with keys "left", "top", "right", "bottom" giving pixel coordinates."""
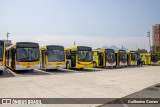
[
  {"left": 142, "top": 61, "right": 145, "bottom": 65},
  {"left": 0, "top": 71, "right": 3, "bottom": 75},
  {"left": 93, "top": 62, "right": 97, "bottom": 68},
  {"left": 66, "top": 62, "right": 70, "bottom": 69}
]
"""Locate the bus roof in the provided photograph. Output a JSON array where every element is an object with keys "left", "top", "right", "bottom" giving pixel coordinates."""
[
  {"left": 40, "top": 45, "right": 64, "bottom": 50},
  {"left": 140, "top": 53, "right": 151, "bottom": 56},
  {"left": 65, "top": 46, "right": 92, "bottom": 51},
  {"left": 93, "top": 48, "right": 114, "bottom": 52}
]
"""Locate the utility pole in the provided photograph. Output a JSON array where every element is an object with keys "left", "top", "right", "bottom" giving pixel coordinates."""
[
  {"left": 147, "top": 31, "right": 151, "bottom": 52},
  {"left": 6, "top": 32, "right": 10, "bottom": 41}
]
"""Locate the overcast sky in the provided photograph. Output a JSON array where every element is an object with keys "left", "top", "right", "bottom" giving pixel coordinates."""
[{"left": 0, "top": 0, "right": 160, "bottom": 50}]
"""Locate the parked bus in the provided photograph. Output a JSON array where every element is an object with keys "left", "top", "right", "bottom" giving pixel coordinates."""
[
  {"left": 140, "top": 53, "right": 151, "bottom": 65},
  {"left": 6, "top": 42, "right": 40, "bottom": 70},
  {"left": 151, "top": 53, "right": 158, "bottom": 64},
  {"left": 140, "top": 53, "right": 158, "bottom": 65},
  {"left": 40, "top": 45, "right": 66, "bottom": 70},
  {"left": 65, "top": 46, "right": 93, "bottom": 69},
  {"left": 115, "top": 50, "right": 128, "bottom": 66},
  {"left": 126, "top": 50, "right": 139, "bottom": 66},
  {"left": 0, "top": 40, "right": 5, "bottom": 73},
  {"left": 93, "top": 48, "right": 116, "bottom": 67}
]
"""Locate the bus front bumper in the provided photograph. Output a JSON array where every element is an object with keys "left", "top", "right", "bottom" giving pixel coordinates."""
[
  {"left": 151, "top": 62, "right": 158, "bottom": 65},
  {"left": 119, "top": 62, "right": 127, "bottom": 66},
  {"left": 0, "top": 66, "right": 4, "bottom": 71},
  {"left": 16, "top": 64, "right": 40, "bottom": 70},
  {"left": 130, "top": 61, "right": 137, "bottom": 65},
  {"left": 76, "top": 62, "right": 93, "bottom": 68},
  {"left": 106, "top": 62, "right": 116, "bottom": 67},
  {"left": 46, "top": 64, "right": 66, "bottom": 69}
]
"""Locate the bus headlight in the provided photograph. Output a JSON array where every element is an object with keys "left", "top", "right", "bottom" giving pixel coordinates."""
[
  {"left": 16, "top": 62, "right": 19, "bottom": 65},
  {"left": 48, "top": 63, "right": 52, "bottom": 65}
]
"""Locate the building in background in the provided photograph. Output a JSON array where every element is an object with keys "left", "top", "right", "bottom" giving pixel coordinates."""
[{"left": 152, "top": 24, "right": 160, "bottom": 47}]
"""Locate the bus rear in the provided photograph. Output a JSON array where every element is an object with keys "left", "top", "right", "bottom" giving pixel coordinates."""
[
  {"left": 40, "top": 45, "right": 66, "bottom": 70},
  {"left": 140, "top": 53, "right": 151, "bottom": 65},
  {"left": 0, "top": 40, "right": 5, "bottom": 72},
  {"left": 15, "top": 42, "right": 40, "bottom": 70}
]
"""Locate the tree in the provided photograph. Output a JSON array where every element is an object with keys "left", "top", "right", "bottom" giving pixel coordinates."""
[
  {"left": 151, "top": 45, "right": 160, "bottom": 60},
  {"left": 137, "top": 48, "right": 148, "bottom": 53}
]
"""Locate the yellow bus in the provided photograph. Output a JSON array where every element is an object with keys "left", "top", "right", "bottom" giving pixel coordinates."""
[
  {"left": 0, "top": 40, "right": 6, "bottom": 73},
  {"left": 93, "top": 48, "right": 116, "bottom": 67},
  {"left": 126, "top": 50, "right": 139, "bottom": 66},
  {"left": 115, "top": 50, "right": 128, "bottom": 66},
  {"left": 151, "top": 53, "right": 158, "bottom": 64},
  {"left": 6, "top": 42, "right": 40, "bottom": 70},
  {"left": 140, "top": 53, "right": 151, "bottom": 65},
  {"left": 65, "top": 46, "right": 93, "bottom": 69},
  {"left": 40, "top": 45, "right": 66, "bottom": 70}
]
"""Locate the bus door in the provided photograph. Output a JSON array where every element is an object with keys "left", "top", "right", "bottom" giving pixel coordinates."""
[
  {"left": 42, "top": 50, "right": 46, "bottom": 68},
  {"left": 71, "top": 50, "right": 76, "bottom": 67},
  {"left": 115, "top": 53, "right": 118, "bottom": 66},
  {"left": 127, "top": 53, "right": 130, "bottom": 65},
  {"left": 11, "top": 48, "right": 15, "bottom": 69},
  {"left": 98, "top": 52, "right": 103, "bottom": 66}
]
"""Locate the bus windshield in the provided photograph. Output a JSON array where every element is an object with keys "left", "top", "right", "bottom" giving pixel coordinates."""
[
  {"left": 78, "top": 51, "right": 92, "bottom": 62},
  {"left": 106, "top": 50, "right": 115, "bottom": 61},
  {"left": 131, "top": 52, "right": 138, "bottom": 61},
  {"left": 0, "top": 47, "right": 3, "bottom": 61},
  {"left": 151, "top": 54, "right": 158, "bottom": 62},
  {"left": 120, "top": 51, "right": 127, "bottom": 61},
  {"left": 16, "top": 48, "right": 39, "bottom": 62},
  {"left": 47, "top": 49, "right": 65, "bottom": 62}
]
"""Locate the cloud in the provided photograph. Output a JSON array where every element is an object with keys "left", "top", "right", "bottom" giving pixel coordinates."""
[{"left": 8, "top": 34, "right": 149, "bottom": 51}]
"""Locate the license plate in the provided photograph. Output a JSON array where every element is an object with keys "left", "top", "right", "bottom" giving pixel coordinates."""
[
  {"left": 26, "top": 66, "right": 31, "bottom": 68},
  {"left": 57, "top": 63, "right": 62, "bottom": 65}
]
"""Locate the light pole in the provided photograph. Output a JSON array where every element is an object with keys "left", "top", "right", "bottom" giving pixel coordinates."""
[
  {"left": 147, "top": 31, "right": 151, "bottom": 52},
  {"left": 6, "top": 32, "right": 10, "bottom": 41}
]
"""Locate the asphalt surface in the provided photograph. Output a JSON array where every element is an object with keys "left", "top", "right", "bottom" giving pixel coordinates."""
[{"left": 100, "top": 83, "right": 160, "bottom": 107}]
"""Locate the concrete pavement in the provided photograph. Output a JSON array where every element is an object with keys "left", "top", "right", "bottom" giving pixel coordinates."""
[{"left": 0, "top": 66, "right": 160, "bottom": 107}]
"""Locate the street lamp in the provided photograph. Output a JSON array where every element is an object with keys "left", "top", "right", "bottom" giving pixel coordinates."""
[
  {"left": 6, "top": 32, "right": 10, "bottom": 41},
  {"left": 147, "top": 31, "right": 151, "bottom": 52}
]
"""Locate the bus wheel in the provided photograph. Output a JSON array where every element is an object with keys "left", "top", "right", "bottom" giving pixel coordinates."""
[
  {"left": 0, "top": 71, "right": 3, "bottom": 75},
  {"left": 66, "top": 62, "right": 70, "bottom": 69},
  {"left": 93, "top": 62, "right": 97, "bottom": 68},
  {"left": 142, "top": 61, "right": 145, "bottom": 65}
]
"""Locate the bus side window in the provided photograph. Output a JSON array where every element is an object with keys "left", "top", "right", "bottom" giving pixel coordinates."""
[{"left": 93, "top": 52, "right": 97, "bottom": 56}]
